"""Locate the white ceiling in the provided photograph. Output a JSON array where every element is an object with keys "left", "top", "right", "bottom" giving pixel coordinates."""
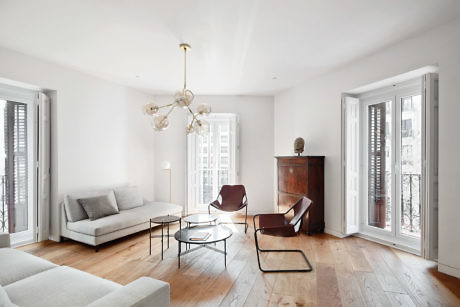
[{"left": 0, "top": 0, "right": 459, "bottom": 95}]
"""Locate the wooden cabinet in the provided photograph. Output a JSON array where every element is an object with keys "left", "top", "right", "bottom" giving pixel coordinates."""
[{"left": 276, "top": 156, "right": 324, "bottom": 234}]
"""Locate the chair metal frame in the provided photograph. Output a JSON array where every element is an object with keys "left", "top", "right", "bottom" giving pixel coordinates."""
[{"left": 253, "top": 198, "right": 313, "bottom": 273}]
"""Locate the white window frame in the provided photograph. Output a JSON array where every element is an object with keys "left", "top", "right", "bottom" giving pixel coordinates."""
[
  {"left": 186, "top": 113, "right": 239, "bottom": 214},
  {"left": 0, "top": 84, "right": 38, "bottom": 246},
  {"left": 359, "top": 80, "right": 422, "bottom": 253}
]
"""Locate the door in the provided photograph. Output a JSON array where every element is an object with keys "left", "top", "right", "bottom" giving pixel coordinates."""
[
  {"left": 187, "top": 114, "right": 239, "bottom": 213},
  {"left": 0, "top": 85, "right": 37, "bottom": 245},
  {"left": 361, "top": 85, "right": 423, "bottom": 252},
  {"left": 364, "top": 98, "right": 394, "bottom": 233}
]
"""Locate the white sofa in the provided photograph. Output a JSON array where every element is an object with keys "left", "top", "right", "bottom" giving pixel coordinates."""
[
  {"left": 0, "top": 233, "right": 169, "bottom": 307},
  {"left": 61, "top": 187, "right": 182, "bottom": 250}
]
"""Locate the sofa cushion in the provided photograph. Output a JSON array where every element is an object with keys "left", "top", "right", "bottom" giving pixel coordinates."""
[
  {"left": 5, "top": 266, "right": 121, "bottom": 307},
  {"left": 67, "top": 202, "right": 182, "bottom": 237},
  {"left": 114, "top": 186, "right": 144, "bottom": 210},
  {"left": 0, "top": 248, "right": 57, "bottom": 286},
  {"left": 64, "top": 190, "right": 117, "bottom": 222},
  {"left": 0, "top": 285, "right": 17, "bottom": 307},
  {"left": 78, "top": 195, "right": 119, "bottom": 221}
]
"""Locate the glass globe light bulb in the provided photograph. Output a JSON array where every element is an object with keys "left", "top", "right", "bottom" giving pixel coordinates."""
[
  {"left": 152, "top": 114, "right": 169, "bottom": 131},
  {"left": 174, "top": 89, "right": 194, "bottom": 108},
  {"left": 194, "top": 119, "right": 209, "bottom": 135},
  {"left": 185, "top": 125, "right": 195, "bottom": 134},
  {"left": 143, "top": 102, "right": 159, "bottom": 115},
  {"left": 197, "top": 103, "right": 211, "bottom": 115}
]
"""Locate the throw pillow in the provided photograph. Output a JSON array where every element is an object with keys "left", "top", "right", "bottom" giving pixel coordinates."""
[
  {"left": 113, "top": 186, "right": 144, "bottom": 210},
  {"left": 78, "top": 195, "right": 119, "bottom": 221},
  {"left": 64, "top": 190, "right": 118, "bottom": 222}
]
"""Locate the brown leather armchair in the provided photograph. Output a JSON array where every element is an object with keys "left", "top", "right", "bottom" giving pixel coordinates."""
[
  {"left": 208, "top": 185, "right": 248, "bottom": 233},
  {"left": 253, "top": 196, "right": 313, "bottom": 272}
]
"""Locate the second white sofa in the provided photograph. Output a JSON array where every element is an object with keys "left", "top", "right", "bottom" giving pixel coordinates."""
[
  {"left": 61, "top": 186, "right": 182, "bottom": 250},
  {"left": 0, "top": 233, "right": 170, "bottom": 307}
]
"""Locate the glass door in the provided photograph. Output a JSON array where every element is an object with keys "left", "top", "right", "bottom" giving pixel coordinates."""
[
  {"left": 362, "top": 88, "right": 422, "bottom": 251},
  {"left": 0, "top": 92, "right": 36, "bottom": 246},
  {"left": 398, "top": 94, "right": 422, "bottom": 239},
  {"left": 364, "top": 98, "right": 394, "bottom": 235},
  {"left": 187, "top": 114, "right": 238, "bottom": 213}
]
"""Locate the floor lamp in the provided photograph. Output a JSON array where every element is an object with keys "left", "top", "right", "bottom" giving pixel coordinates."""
[{"left": 161, "top": 161, "right": 172, "bottom": 203}]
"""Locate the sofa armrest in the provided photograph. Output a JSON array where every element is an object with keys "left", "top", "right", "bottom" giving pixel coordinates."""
[
  {"left": 87, "top": 277, "right": 169, "bottom": 307},
  {"left": 0, "top": 232, "right": 10, "bottom": 248}
]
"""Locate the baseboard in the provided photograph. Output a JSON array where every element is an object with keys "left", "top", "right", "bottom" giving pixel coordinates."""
[
  {"left": 324, "top": 228, "right": 347, "bottom": 238},
  {"left": 438, "top": 263, "right": 460, "bottom": 278},
  {"left": 354, "top": 232, "right": 421, "bottom": 256},
  {"left": 49, "top": 234, "right": 61, "bottom": 242}
]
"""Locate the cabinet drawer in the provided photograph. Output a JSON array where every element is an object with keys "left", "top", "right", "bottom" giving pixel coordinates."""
[
  {"left": 277, "top": 157, "right": 308, "bottom": 166},
  {"left": 278, "top": 165, "right": 308, "bottom": 194}
]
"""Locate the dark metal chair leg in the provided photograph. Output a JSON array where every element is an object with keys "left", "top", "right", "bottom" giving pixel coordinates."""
[
  {"left": 244, "top": 205, "right": 248, "bottom": 233},
  {"left": 253, "top": 217, "right": 312, "bottom": 273}
]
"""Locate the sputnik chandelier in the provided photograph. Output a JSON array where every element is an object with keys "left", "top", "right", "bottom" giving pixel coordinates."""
[{"left": 143, "top": 43, "right": 211, "bottom": 134}]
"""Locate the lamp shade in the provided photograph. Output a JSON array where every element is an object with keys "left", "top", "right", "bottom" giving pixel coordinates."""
[{"left": 161, "top": 160, "right": 171, "bottom": 170}]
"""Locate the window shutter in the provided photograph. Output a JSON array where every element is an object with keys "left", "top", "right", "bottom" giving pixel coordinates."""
[
  {"left": 422, "top": 73, "right": 438, "bottom": 260},
  {"left": 37, "top": 93, "right": 51, "bottom": 241},
  {"left": 342, "top": 96, "right": 360, "bottom": 234},
  {"left": 4, "top": 101, "right": 28, "bottom": 233},
  {"left": 368, "top": 102, "right": 386, "bottom": 228}
]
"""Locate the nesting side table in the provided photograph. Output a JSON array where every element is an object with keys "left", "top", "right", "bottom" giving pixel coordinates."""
[{"left": 150, "top": 215, "right": 181, "bottom": 260}]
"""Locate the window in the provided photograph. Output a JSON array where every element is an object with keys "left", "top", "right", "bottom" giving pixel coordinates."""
[
  {"left": 187, "top": 114, "right": 238, "bottom": 212},
  {"left": 401, "top": 119, "right": 412, "bottom": 137}
]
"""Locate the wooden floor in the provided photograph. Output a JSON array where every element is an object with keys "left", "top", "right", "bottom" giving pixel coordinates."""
[{"left": 18, "top": 217, "right": 460, "bottom": 307}]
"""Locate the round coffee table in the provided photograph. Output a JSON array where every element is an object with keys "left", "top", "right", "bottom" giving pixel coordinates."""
[
  {"left": 183, "top": 214, "right": 218, "bottom": 227},
  {"left": 150, "top": 215, "right": 181, "bottom": 260},
  {"left": 174, "top": 225, "right": 232, "bottom": 268}
]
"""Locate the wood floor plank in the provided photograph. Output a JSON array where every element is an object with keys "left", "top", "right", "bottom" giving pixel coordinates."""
[
  {"left": 355, "top": 271, "right": 391, "bottom": 307},
  {"left": 385, "top": 292, "right": 417, "bottom": 307},
  {"left": 316, "top": 263, "right": 342, "bottom": 307}
]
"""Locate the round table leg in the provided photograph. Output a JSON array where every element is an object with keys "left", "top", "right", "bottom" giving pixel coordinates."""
[
  {"left": 149, "top": 220, "right": 152, "bottom": 255},
  {"left": 224, "top": 239, "right": 227, "bottom": 268},
  {"left": 161, "top": 223, "right": 164, "bottom": 260},
  {"left": 178, "top": 241, "right": 181, "bottom": 268},
  {"left": 167, "top": 222, "right": 170, "bottom": 249}
]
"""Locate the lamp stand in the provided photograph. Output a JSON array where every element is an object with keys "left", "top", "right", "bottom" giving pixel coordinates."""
[{"left": 167, "top": 169, "right": 172, "bottom": 203}]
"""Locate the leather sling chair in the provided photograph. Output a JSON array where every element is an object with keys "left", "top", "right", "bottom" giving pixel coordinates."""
[
  {"left": 208, "top": 185, "right": 248, "bottom": 233},
  {"left": 253, "top": 196, "right": 313, "bottom": 273}
]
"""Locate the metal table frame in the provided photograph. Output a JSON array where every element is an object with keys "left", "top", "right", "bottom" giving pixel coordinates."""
[
  {"left": 177, "top": 238, "right": 227, "bottom": 268},
  {"left": 175, "top": 225, "right": 232, "bottom": 269},
  {"left": 149, "top": 217, "right": 181, "bottom": 260}
]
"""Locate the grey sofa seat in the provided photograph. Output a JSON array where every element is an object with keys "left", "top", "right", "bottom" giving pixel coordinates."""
[
  {"left": 5, "top": 266, "right": 121, "bottom": 307},
  {"left": 0, "top": 234, "right": 170, "bottom": 307},
  {"left": 67, "top": 202, "right": 182, "bottom": 237},
  {"left": 0, "top": 248, "right": 57, "bottom": 286}
]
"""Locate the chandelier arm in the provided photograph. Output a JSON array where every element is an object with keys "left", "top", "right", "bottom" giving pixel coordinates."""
[
  {"left": 158, "top": 103, "right": 175, "bottom": 109},
  {"left": 186, "top": 105, "right": 195, "bottom": 116}
]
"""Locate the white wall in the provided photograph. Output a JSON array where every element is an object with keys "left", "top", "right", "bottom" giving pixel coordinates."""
[
  {"left": 0, "top": 46, "right": 155, "bottom": 239},
  {"left": 153, "top": 95, "right": 274, "bottom": 214},
  {"left": 274, "top": 18, "right": 460, "bottom": 277}
]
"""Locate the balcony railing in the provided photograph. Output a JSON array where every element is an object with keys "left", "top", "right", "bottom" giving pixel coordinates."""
[
  {"left": 1, "top": 175, "right": 7, "bottom": 232},
  {"left": 401, "top": 173, "right": 421, "bottom": 235}
]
